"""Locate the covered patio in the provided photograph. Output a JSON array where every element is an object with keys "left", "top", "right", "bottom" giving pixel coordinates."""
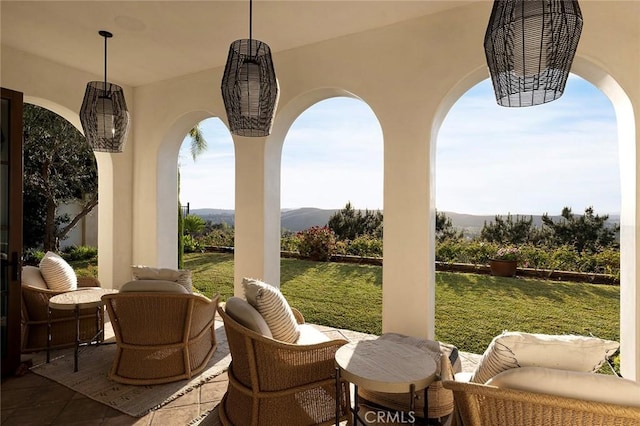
[{"left": 1, "top": 0, "right": 638, "bottom": 387}]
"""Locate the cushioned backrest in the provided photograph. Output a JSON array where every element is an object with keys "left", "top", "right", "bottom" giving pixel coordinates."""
[
  {"left": 225, "top": 296, "right": 272, "bottom": 338},
  {"left": 119, "top": 279, "right": 189, "bottom": 294},
  {"left": 21, "top": 265, "right": 48, "bottom": 289},
  {"left": 486, "top": 366, "right": 640, "bottom": 408},
  {"left": 131, "top": 265, "right": 192, "bottom": 293}
]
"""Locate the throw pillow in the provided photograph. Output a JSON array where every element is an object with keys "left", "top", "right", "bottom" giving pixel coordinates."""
[
  {"left": 469, "top": 331, "right": 619, "bottom": 384},
  {"left": 21, "top": 265, "right": 48, "bottom": 289},
  {"left": 131, "top": 265, "right": 193, "bottom": 293},
  {"left": 242, "top": 278, "right": 300, "bottom": 343},
  {"left": 486, "top": 367, "right": 640, "bottom": 407},
  {"left": 39, "top": 251, "right": 77, "bottom": 291}
]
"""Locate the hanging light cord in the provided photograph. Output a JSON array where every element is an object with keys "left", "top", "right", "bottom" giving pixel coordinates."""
[
  {"left": 103, "top": 33, "right": 108, "bottom": 92},
  {"left": 249, "top": 0, "right": 253, "bottom": 43}
]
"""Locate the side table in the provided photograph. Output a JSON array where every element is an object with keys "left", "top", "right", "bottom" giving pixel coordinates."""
[
  {"left": 48, "top": 288, "right": 118, "bottom": 372},
  {"left": 335, "top": 339, "right": 437, "bottom": 425}
]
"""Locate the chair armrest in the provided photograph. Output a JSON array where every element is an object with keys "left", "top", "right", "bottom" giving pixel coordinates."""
[
  {"left": 77, "top": 276, "right": 101, "bottom": 288},
  {"left": 291, "top": 307, "right": 305, "bottom": 324}
]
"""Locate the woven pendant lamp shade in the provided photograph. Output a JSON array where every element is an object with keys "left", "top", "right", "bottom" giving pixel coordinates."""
[
  {"left": 80, "top": 81, "right": 130, "bottom": 152},
  {"left": 80, "top": 30, "right": 130, "bottom": 152},
  {"left": 221, "top": 39, "right": 279, "bottom": 137},
  {"left": 484, "top": 0, "right": 583, "bottom": 107}
]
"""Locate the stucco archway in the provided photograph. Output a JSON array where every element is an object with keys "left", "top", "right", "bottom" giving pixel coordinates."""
[{"left": 432, "top": 59, "right": 638, "bottom": 379}]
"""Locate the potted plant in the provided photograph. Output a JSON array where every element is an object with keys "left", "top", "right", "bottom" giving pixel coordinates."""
[{"left": 489, "top": 246, "right": 520, "bottom": 277}]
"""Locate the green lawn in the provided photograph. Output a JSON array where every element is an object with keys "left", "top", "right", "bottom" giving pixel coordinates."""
[
  {"left": 182, "top": 252, "right": 619, "bottom": 358},
  {"left": 74, "top": 252, "right": 620, "bottom": 359}
]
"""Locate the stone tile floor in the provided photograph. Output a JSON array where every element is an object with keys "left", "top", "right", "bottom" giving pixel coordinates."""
[{"left": 1, "top": 320, "right": 480, "bottom": 426}]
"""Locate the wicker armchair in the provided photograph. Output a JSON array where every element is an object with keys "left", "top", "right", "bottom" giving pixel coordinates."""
[
  {"left": 442, "top": 369, "right": 640, "bottom": 426},
  {"left": 218, "top": 304, "right": 351, "bottom": 426},
  {"left": 102, "top": 291, "right": 219, "bottom": 385},
  {"left": 21, "top": 272, "right": 102, "bottom": 353}
]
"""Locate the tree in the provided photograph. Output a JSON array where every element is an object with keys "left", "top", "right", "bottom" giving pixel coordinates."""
[
  {"left": 541, "top": 206, "right": 619, "bottom": 253},
  {"left": 23, "top": 104, "right": 98, "bottom": 251},
  {"left": 179, "top": 123, "right": 208, "bottom": 267},
  {"left": 183, "top": 214, "right": 206, "bottom": 235},
  {"left": 328, "top": 202, "right": 383, "bottom": 240},
  {"left": 435, "top": 210, "right": 462, "bottom": 242},
  {"left": 480, "top": 214, "right": 539, "bottom": 245}
]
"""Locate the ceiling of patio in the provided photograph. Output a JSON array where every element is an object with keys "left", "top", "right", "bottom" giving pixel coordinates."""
[{"left": 1, "top": 1, "right": 475, "bottom": 87}]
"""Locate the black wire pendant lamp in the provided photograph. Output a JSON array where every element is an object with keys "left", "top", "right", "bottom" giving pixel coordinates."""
[
  {"left": 484, "top": 0, "right": 583, "bottom": 107},
  {"left": 221, "top": 0, "right": 279, "bottom": 137},
  {"left": 80, "top": 30, "right": 130, "bottom": 152}
]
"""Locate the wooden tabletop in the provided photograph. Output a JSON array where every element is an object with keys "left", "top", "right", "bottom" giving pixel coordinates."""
[
  {"left": 49, "top": 288, "right": 119, "bottom": 310},
  {"left": 335, "top": 339, "right": 437, "bottom": 393}
]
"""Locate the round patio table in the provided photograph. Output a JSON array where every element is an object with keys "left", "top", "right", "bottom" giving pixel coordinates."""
[{"left": 48, "top": 288, "right": 118, "bottom": 372}]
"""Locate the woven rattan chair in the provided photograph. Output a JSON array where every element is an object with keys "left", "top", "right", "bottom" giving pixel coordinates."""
[
  {"left": 21, "top": 274, "right": 102, "bottom": 353},
  {"left": 218, "top": 305, "right": 351, "bottom": 426},
  {"left": 442, "top": 371, "right": 640, "bottom": 426},
  {"left": 102, "top": 291, "right": 219, "bottom": 385}
]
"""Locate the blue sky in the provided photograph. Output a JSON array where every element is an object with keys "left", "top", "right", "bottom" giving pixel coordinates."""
[{"left": 179, "top": 75, "right": 620, "bottom": 215}]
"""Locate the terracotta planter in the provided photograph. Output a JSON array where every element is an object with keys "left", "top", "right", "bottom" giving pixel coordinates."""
[{"left": 489, "top": 259, "right": 518, "bottom": 277}]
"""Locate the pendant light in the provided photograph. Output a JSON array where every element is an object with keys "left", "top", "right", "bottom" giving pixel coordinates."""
[
  {"left": 484, "top": 0, "right": 583, "bottom": 107},
  {"left": 221, "top": 0, "right": 279, "bottom": 137},
  {"left": 80, "top": 30, "right": 130, "bottom": 152}
]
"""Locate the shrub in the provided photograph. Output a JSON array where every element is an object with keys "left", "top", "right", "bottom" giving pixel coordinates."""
[
  {"left": 60, "top": 245, "right": 98, "bottom": 261},
  {"left": 183, "top": 235, "right": 203, "bottom": 253},
  {"left": 347, "top": 234, "right": 383, "bottom": 258},
  {"left": 297, "top": 226, "right": 336, "bottom": 261},
  {"left": 281, "top": 233, "right": 301, "bottom": 252},
  {"left": 23, "top": 248, "right": 45, "bottom": 266}
]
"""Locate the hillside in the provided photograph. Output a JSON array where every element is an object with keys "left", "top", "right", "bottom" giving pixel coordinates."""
[{"left": 190, "top": 208, "right": 620, "bottom": 234}]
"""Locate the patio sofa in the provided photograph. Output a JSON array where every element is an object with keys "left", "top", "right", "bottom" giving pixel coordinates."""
[
  {"left": 102, "top": 280, "right": 219, "bottom": 385},
  {"left": 218, "top": 277, "right": 351, "bottom": 426},
  {"left": 442, "top": 331, "right": 640, "bottom": 425}
]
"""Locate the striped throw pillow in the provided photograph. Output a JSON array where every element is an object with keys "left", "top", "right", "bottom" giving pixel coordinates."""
[
  {"left": 243, "top": 278, "right": 300, "bottom": 343},
  {"left": 39, "top": 251, "right": 77, "bottom": 291}
]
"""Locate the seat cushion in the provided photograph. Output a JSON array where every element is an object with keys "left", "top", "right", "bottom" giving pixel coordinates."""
[
  {"left": 243, "top": 278, "right": 300, "bottom": 343},
  {"left": 131, "top": 265, "right": 193, "bottom": 293},
  {"left": 39, "top": 251, "right": 77, "bottom": 291},
  {"left": 486, "top": 366, "right": 640, "bottom": 408},
  {"left": 21, "top": 265, "right": 48, "bottom": 289},
  {"left": 295, "top": 324, "right": 330, "bottom": 345},
  {"left": 470, "top": 331, "right": 619, "bottom": 384},
  {"left": 119, "top": 279, "right": 189, "bottom": 293},
  {"left": 225, "top": 296, "right": 273, "bottom": 338}
]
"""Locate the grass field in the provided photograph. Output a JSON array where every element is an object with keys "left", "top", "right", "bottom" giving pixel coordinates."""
[
  {"left": 181, "top": 252, "right": 619, "bottom": 358},
  {"left": 74, "top": 252, "right": 620, "bottom": 366}
]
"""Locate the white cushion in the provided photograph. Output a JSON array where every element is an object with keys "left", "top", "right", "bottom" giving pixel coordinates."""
[
  {"left": 119, "top": 280, "right": 189, "bottom": 294},
  {"left": 21, "top": 265, "right": 48, "bottom": 289},
  {"left": 131, "top": 265, "right": 192, "bottom": 293},
  {"left": 296, "top": 324, "right": 330, "bottom": 345},
  {"left": 243, "top": 278, "right": 300, "bottom": 343},
  {"left": 470, "top": 331, "right": 619, "bottom": 384},
  {"left": 225, "top": 296, "right": 273, "bottom": 338},
  {"left": 39, "top": 251, "right": 77, "bottom": 291},
  {"left": 486, "top": 367, "right": 640, "bottom": 408}
]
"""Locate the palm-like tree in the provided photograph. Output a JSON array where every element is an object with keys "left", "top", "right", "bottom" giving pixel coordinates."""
[
  {"left": 179, "top": 123, "right": 208, "bottom": 267},
  {"left": 188, "top": 123, "right": 207, "bottom": 161}
]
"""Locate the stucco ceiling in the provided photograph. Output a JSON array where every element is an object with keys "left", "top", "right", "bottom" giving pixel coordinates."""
[{"left": 1, "top": 1, "right": 475, "bottom": 87}]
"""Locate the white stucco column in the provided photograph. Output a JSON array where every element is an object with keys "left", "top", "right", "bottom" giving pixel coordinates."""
[
  {"left": 233, "top": 136, "right": 282, "bottom": 296},
  {"left": 379, "top": 109, "right": 435, "bottom": 340}
]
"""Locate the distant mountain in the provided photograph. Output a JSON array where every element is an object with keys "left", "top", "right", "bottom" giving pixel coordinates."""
[
  {"left": 190, "top": 208, "right": 620, "bottom": 235},
  {"left": 280, "top": 208, "right": 338, "bottom": 232},
  {"left": 190, "top": 207, "right": 337, "bottom": 232}
]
